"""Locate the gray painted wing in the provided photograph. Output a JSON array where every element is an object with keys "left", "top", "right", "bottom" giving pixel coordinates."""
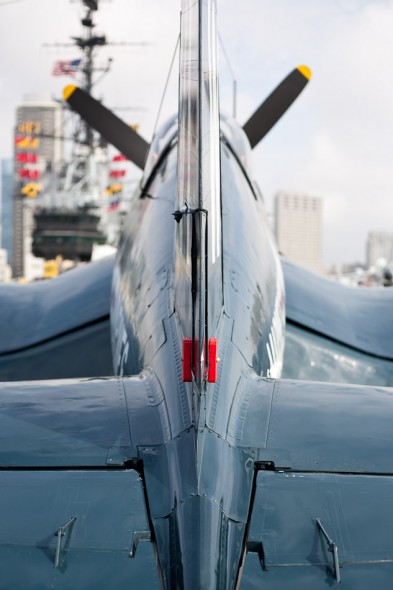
[
  {"left": 0, "top": 256, "right": 114, "bottom": 354},
  {"left": 234, "top": 376, "right": 393, "bottom": 588},
  {"left": 282, "top": 257, "right": 393, "bottom": 360},
  {"left": 0, "top": 374, "right": 165, "bottom": 588},
  {"left": 3, "top": 373, "right": 393, "bottom": 587},
  {"left": 0, "top": 256, "right": 114, "bottom": 381},
  {"left": 283, "top": 322, "right": 393, "bottom": 386},
  {"left": 242, "top": 472, "right": 393, "bottom": 588},
  {"left": 0, "top": 470, "right": 160, "bottom": 589}
]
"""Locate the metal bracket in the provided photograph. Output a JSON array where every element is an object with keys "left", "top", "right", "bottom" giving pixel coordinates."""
[
  {"left": 106, "top": 446, "right": 135, "bottom": 466},
  {"left": 129, "top": 530, "right": 151, "bottom": 557},
  {"left": 316, "top": 518, "right": 341, "bottom": 583},
  {"left": 54, "top": 516, "right": 77, "bottom": 569},
  {"left": 247, "top": 540, "right": 268, "bottom": 572}
]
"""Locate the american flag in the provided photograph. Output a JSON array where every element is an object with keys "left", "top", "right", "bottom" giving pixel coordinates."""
[
  {"left": 52, "top": 59, "right": 81, "bottom": 77},
  {"left": 107, "top": 199, "right": 120, "bottom": 212}
]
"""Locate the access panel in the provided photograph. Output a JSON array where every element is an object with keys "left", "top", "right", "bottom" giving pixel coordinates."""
[
  {"left": 0, "top": 469, "right": 161, "bottom": 590},
  {"left": 241, "top": 470, "right": 393, "bottom": 589}
]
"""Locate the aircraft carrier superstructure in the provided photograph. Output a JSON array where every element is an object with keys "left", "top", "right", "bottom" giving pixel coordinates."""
[{"left": 31, "top": 0, "right": 122, "bottom": 264}]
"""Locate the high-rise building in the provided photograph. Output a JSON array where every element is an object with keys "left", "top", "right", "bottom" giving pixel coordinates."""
[
  {"left": 12, "top": 95, "right": 63, "bottom": 278},
  {"left": 274, "top": 191, "right": 323, "bottom": 273},
  {"left": 366, "top": 231, "right": 393, "bottom": 268},
  {"left": 0, "top": 158, "right": 13, "bottom": 265},
  {"left": 0, "top": 248, "right": 11, "bottom": 283}
]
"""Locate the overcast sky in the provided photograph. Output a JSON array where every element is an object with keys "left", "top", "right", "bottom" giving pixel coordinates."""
[{"left": 1, "top": 0, "right": 392, "bottom": 269}]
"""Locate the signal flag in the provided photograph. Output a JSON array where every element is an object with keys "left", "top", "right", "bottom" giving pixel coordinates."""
[
  {"left": 107, "top": 199, "right": 120, "bottom": 211},
  {"left": 20, "top": 183, "right": 42, "bottom": 199},
  {"left": 15, "top": 136, "right": 39, "bottom": 149},
  {"left": 52, "top": 59, "right": 81, "bottom": 77},
  {"left": 16, "top": 153, "right": 38, "bottom": 163},
  {"left": 109, "top": 169, "right": 126, "bottom": 178},
  {"left": 18, "top": 169, "right": 40, "bottom": 180},
  {"left": 105, "top": 184, "right": 123, "bottom": 196}
]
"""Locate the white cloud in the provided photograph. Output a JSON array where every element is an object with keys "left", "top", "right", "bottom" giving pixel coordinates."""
[
  {"left": 217, "top": 0, "right": 393, "bottom": 267},
  {"left": 1, "top": 0, "right": 393, "bottom": 267}
]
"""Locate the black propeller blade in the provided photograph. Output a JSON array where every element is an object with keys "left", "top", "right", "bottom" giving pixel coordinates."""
[
  {"left": 243, "top": 65, "right": 311, "bottom": 149},
  {"left": 63, "top": 85, "right": 149, "bottom": 170}
]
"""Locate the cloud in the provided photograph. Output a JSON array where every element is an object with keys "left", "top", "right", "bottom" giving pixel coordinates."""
[
  {"left": 1, "top": 0, "right": 393, "bottom": 268},
  {"left": 217, "top": 0, "right": 393, "bottom": 267}
]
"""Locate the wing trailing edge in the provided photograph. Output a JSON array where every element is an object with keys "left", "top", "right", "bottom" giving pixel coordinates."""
[{"left": 226, "top": 374, "right": 393, "bottom": 587}]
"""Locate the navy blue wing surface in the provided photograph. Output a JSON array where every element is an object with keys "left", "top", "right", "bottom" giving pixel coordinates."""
[
  {"left": 283, "top": 322, "right": 393, "bottom": 385},
  {"left": 2, "top": 373, "right": 393, "bottom": 588},
  {"left": 242, "top": 472, "right": 393, "bottom": 588},
  {"left": 0, "top": 373, "right": 166, "bottom": 588},
  {"left": 232, "top": 376, "right": 393, "bottom": 588},
  {"left": 0, "top": 470, "right": 160, "bottom": 589},
  {"left": 0, "top": 256, "right": 114, "bottom": 381},
  {"left": 282, "top": 257, "right": 393, "bottom": 360}
]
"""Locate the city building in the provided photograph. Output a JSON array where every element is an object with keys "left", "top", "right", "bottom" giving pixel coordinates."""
[
  {"left": 0, "top": 248, "right": 11, "bottom": 283},
  {"left": 274, "top": 191, "right": 323, "bottom": 273},
  {"left": 12, "top": 95, "right": 63, "bottom": 278},
  {"left": 366, "top": 231, "right": 393, "bottom": 268},
  {"left": 0, "top": 158, "right": 13, "bottom": 265}
]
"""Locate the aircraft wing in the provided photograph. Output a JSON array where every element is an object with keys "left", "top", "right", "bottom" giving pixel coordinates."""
[
  {"left": 0, "top": 373, "right": 164, "bottom": 588},
  {"left": 1, "top": 372, "right": 393, "bottom": 587},
  {"left": 281, "top": 257, "right": 393, "bottom": 385},
  {"left": 225, "top": 374, "right": 393, "bottom": 589},
  {"left": 0, "top": 256, "right": 114, "bottom": 381},
  {"left": 282, "top": 257, "right": 393, "bottom": 358}
]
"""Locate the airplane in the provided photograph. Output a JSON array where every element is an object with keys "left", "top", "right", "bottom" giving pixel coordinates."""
[{"left": 0, "top": 0, "right": 393, "bottom": 588}]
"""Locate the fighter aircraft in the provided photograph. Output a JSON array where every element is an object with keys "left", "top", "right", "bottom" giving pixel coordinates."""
[{"left": 1, "top": 0, "right": 393, "bottom": 588}]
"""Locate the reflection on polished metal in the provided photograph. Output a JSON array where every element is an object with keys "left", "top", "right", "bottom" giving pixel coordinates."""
[
  {"left": 2, "top": 0, "right": 393, "bottom": 587},
  {"left": 176, "top": 0, "right": 221, "bottom": 388}
]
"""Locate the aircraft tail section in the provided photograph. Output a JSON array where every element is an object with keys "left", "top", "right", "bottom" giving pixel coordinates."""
[
  {"left": 175, "top": 0, "right": 222, "bottom": 387},
  {"left": 177, "top": 0, "right": 220, "bottom": 212}
]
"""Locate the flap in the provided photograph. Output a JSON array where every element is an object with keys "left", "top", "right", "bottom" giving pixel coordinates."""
[
  {"left": 0, "top": 469, "right": 160, "bottom": 589},
  {"left": 241, "top": 470, "right": 393, "bottom": 588}
]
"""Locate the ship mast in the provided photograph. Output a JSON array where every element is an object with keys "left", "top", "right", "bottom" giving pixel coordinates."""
[
  {"left": 31, "top": 0, "right": 148, "bottom": 267},
  {"left": 72, "top": 0, "right": 107, "bottom": 151}
]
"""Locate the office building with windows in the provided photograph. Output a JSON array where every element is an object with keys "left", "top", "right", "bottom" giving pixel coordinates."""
[
  {"left": 274, "top": 191, "right": 323, "bottom": 273},
  {"left": 12, "top": 95, "right": 63, "bottom": 277},
  {"left": 366, "top": 231, "right": 393, "bottom": 268},
  {"left": 1, "top": 158, "right": 13, "bottom": 266}
]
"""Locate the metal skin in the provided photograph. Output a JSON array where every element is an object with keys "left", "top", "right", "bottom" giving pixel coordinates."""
[
  {"left": 108, "top": 1, "right": 284, "bottom": 584},
  {"left": 110, "top": 122, "right": 283, "bottom": 586},
  {"left": 0, "top": 165, "right": 392, "bottom": 587},
  {"left": 1, "top": 1, "right": 393, "bottom": 588},
  {"left": 282, "top": 257, "right": 393, "bottom": 360},
  {"left": 0, "top": 257, "right": 114, "bottom": 380}
]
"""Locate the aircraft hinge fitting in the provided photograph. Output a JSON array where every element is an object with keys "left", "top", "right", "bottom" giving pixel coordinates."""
[
  {"left": 54, "top": 516, "right": 76, "bottom": 569},
  {"left": 255, "top": 460, "right": 276, "bottom": 472},
  {"left": 316, "top": 518, "right": 341, "bottom": 583},
  {"left": 247, "top": 540, "right": 268, "bottom": 572},
  {"left": 129, "top": 530, "right": 151, "bottom": 558}
]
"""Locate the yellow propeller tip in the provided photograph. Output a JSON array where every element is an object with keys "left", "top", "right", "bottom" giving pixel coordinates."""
[
  {"left": 297, "top": 65, "right": 312, "bottom": 80},
  {"left": 63, "top": 85, "right": 77, "bottom": 101}
]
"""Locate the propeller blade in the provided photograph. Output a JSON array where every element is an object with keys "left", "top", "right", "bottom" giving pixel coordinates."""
[
  {"left": 63, "top": 85, "right": 149, "bottom": 170},
  {"left": 243, "top": 65, "right": 311, "bottom": 149}
]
